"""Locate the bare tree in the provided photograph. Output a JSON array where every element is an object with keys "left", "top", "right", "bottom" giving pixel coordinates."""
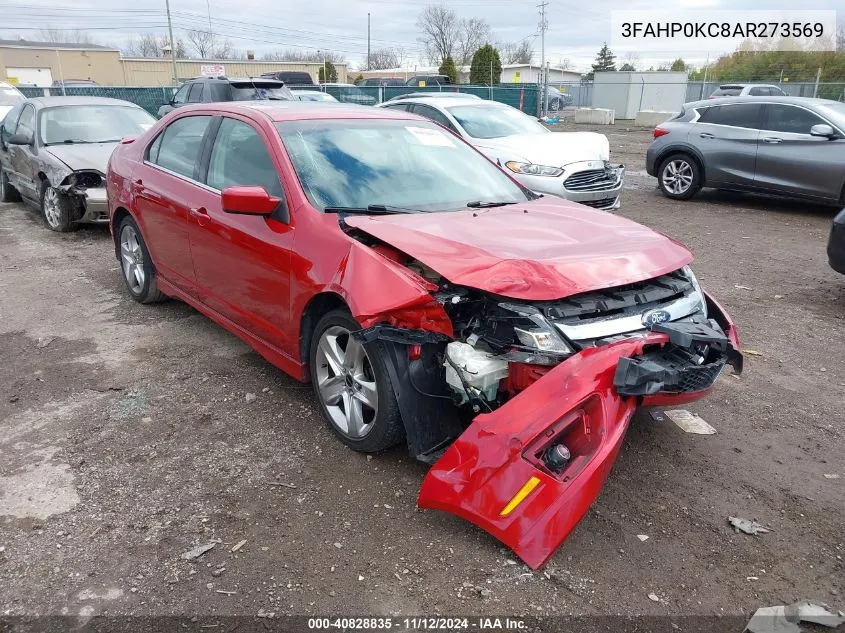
[
  {"left": 558, "top": 57, "right": 574, "bottom": 70},
  {"left": 185, "top": 30, "right": 235, "bottom": 59},
  {"left": 262, "top": 49, "right": 345, "bottom": 63},
  {"left": 454, "top": 17, "right": 491, "bottom": 66},
  {"left": 37, "top": 27, "right": 97, "bottom": 45},
  {"left": 123, "top": 34, "right": 186, "bottom": 58},
  {"left": 619, "top": 52, "right": 639, "bottom": 71},
  {"left": 368, "top": 47, "right": 402, "bottom": 70},
  {"left": 416, "top": 4, "right": 459, "bottom": 64},
  {"left": 498, "top": 39, "right": 534, "bottom": 65}
]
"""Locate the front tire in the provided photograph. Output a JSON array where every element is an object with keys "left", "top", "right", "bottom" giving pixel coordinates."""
[
  {"left": 117, "top": 215, "right": 165, "bottom": 304},
  {"left": 309, "top": 309, "right": 404, "bottom": 453},
  {"left": 658, "top": 153, "right": 702, "bottom": 200},
  {"left": 1, "top": 167, "right": 21, "bottom": 202},
  {"left": 40, "top": 180, "right": 76, "bottom": 232}
]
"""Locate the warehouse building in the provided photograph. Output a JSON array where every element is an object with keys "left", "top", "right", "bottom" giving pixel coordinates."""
[{"left": 0, "top": 38, "right": 348, "bottom": 86}]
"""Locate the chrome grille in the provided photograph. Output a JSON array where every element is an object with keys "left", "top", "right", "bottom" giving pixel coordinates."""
[{"left": 564, "top": 169, "right": 618, "bottom": 192}]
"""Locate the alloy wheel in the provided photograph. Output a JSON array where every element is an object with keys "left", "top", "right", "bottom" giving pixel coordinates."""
[
  {"left": 661, "top": 159, "right": 694, "bottom": 195},
  {"left": 315, "top": 325, "right": 378, "bottom": 439},
  {"left": 120, "top": 224, "right": 146, "bottom": 294},
  {"left": 42, "top": 187, "right": 62, "bottom": 228}
]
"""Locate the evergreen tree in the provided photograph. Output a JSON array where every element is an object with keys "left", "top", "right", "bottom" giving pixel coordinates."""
[
  {"left": 469, "top": 44, "right": 502, "bottom": 86},
  {"left": 670, "top": 58, "right": 688, "bottom": 72},
  {"left": 438, "top": 56, "right": 459, "bottom": 83},
  {"left": 318, "top": 61, "right": 338, "bottom": 83},
  {"left": 591, "top": 42, "right": 617, "bottom": 75}
]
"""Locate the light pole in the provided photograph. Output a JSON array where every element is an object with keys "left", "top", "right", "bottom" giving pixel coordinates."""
[{"left": 164, "top": 0, "right": 178, "bottom": 84}]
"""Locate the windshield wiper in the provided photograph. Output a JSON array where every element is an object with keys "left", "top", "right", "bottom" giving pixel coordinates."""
[
  {"left": 324, "top": 204, "right": 423, "bottom": 215},
  {"left": 466, "top": 200, "right": 517, "bottom": 208}
]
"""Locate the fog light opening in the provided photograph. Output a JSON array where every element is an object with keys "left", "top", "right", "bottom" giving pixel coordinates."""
[{"left": 544, "top": 443, "right": 571, "bottom": 473}]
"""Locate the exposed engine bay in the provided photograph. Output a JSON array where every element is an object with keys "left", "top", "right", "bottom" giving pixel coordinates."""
[{"left": 351, "top": 230, "right": 743, "bottom": 463}]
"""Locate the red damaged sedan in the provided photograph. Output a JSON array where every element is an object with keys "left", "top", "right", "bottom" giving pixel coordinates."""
[{"left": 107, "top": 102, "right": 742, "bottom": 569}]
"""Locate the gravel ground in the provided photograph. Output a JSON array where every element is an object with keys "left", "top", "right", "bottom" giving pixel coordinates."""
[{"left": 0, "top": 124, "right": 843, "bottom": 631}]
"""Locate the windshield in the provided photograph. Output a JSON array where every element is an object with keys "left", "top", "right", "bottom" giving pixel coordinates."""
[
  {"left": 230, "top": 83, "right": 293, "bottom": 101},
  {"left": 0, "top": 86, "right": 25, "bottom": 107},
  {"left": 447, "top": 104, "right": 548, "bottom": 139},
  {"left": 40, "top": 105, "right": 155, "bottom": 145},
  {"left": 818, "top": 103, "right": 845, "bottom": 126},
  {"left": 276, "top": 119, "right": 529, "bottom": 212}
]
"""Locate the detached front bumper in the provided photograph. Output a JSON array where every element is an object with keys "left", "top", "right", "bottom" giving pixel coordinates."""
[{"left": 419, "top": 301, "right": 740, "bottom": 569}]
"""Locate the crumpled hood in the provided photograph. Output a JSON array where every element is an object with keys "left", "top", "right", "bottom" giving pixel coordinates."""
[
  {"left": 345, "top": 198, "right": 692, "bottom": 301},
  {"left": 44, "top": 143, "right": 116, "bottom": 173},
  {"left": 475, "top": 131, "right": 610, "bottom": 166}
]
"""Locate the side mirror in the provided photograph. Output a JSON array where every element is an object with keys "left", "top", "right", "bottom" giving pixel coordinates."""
[
  {"left": 222, "top": 186, "right": 280, "bottom": 216},
  {"left": 9, "top": 132, "right": 33, "bottom": 146},
  {"left": 810, "top": 123, "right": 836, "bottom": 139}
]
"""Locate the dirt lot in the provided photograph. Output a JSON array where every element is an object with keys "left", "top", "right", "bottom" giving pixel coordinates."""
[{"left": 1, "top": 124, "right": 843, "bottom": 630}]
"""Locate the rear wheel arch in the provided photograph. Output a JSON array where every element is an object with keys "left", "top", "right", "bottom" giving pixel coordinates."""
[
  {"left": 111, "top": 207, "right": 133, "bottom": 259},
  {"left": 298, "top": 292, "right": 350, "bottom": 378}
]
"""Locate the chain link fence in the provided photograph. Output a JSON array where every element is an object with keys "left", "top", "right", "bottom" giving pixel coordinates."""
[
  {"left": 18, "top": 86, "right": 178, "bottom": 115},
  {"left": 17, "top": 84, "right": 542, "bottom": 117}
]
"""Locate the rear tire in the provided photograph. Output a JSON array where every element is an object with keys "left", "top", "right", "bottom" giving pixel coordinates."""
[
  {"left": 1, "top": 167, "right": 21, "bottom": 202},
  {"left": 40, "top": 180, "right": 76, "bottom": 232},
  {"left": 658, "top": 153, "right": 702, "bottom": 201},
  {"left": 117, "top": 215, "right": 166, "bottom": 304},
  {"left": 309, "top": 309, "right": 404, "bottom": 453}
]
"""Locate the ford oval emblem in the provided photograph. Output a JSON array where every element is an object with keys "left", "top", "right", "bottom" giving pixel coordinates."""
[{"left": 642, "top": 309, "right": 671, "bottom": 327}]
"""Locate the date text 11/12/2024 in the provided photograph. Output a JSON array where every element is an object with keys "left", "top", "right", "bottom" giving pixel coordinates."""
[{"left": 307, "top": 617, "right": 528, "bottom": 630}]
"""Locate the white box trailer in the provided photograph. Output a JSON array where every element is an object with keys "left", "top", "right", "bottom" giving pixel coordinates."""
[{"left": 592, "top": 72, "right": 687, "bottom": 120}]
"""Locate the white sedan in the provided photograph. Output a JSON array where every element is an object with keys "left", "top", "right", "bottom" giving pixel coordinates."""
[{"left": 377, "top": 96, "right": 624, "bottom": 209}]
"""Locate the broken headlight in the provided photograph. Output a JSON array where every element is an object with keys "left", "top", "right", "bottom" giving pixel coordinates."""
[
  {"left": 681, "top": 265, "right": 707, "bottom": 318},
  {"left": 504, "top": 161, "right": 564, "bottom": 177},
  {"left": 500, "top": 302, "right": 574, "bottom": 359}
]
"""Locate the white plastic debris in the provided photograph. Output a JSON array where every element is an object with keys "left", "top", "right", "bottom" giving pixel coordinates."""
[
  {"left": 664, "top": 409, "right": 716, "bottom": 434},
  {"left": 648, "top": 593, "right": 660, "bottom": 602},
  {"left": 744, "top": 601, "right": 845, "bottom": 633},
  {"left": 729, "top": 516, "right": 771, "bottom": 535},
  {"left": 637, "top": 534, "right": 649, "bottom": 542},
  {"left": 182, "top": 542, "right": 216, "bottom": 560}
]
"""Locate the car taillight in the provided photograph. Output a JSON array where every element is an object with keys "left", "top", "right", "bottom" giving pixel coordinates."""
[{"left": 653, "top": 128, "right": 670, "bottom": 139}]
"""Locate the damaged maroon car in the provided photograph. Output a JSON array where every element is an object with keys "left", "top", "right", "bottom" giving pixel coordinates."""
[{"left": 107, "top": 103, "right": 742, "bottom": 569}]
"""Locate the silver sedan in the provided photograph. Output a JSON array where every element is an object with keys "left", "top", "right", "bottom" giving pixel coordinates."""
[
  {"left": 0, "top": 96, "right": 155, "bottom": 231},
  {"left": 377, "top": 96, "right": 625, "bottom": 210}
]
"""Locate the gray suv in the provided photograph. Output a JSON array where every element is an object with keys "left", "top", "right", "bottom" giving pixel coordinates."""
[{"left": 646, "top": 96, "right": 845, "bottom": 205}]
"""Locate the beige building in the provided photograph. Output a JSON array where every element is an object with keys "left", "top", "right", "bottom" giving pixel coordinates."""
[
  {"left": 0, "top": 39, "right": 348, "bottom": 86},
  {"left": 0, "top": 39, "right": 124, "bottom": 86}
]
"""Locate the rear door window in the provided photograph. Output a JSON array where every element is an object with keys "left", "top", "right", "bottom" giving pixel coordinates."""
[
  {"left": 762, "top": 104, "right": 826, "bottom": 135},
  {"left": 748, "top": 87, "right": 768, "bottom": 96},
  {"left": 697, "top": 103, "right": 762, "bottom": 129},
  {"left": 151, "top": 115, "right": 212, "bottom": 179},
  {"left": 187, "top": 83, "right": 204, "bottom": 103}
]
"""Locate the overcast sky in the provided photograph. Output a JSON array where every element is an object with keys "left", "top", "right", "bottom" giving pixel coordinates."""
[{"left": 2, "top": 0, "right": 842, "bottom": 72}]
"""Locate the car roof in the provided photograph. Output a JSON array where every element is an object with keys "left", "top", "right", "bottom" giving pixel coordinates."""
[
  {"left": 686, "top": 95, "right": 840, "bottom": 108},
  {"left": 382, "top": 96, "right": 500, "bottom": 107},
  {"left": 25, "top": 96, "right": 146, "bottom": 108},
  {"left": 718, "top": 83, "right": 778, "bottom": 88},
  {"left": 173, "top": 101, "right": 427, "bottom": 122}
]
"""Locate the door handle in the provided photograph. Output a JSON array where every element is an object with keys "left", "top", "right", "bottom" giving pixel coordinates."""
[
  {"left": 762, "top": 137, "right": 782, "bottom": 144},
  {"left": 189, "top": 206, "right": 210, "bottom": 226},
  {"left": 699, "top": 132, "right": 715, "bottom": 139}
]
